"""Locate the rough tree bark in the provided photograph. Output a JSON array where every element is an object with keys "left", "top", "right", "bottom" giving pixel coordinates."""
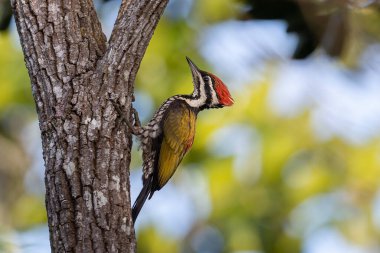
[{"left": 12, "top": 0, "right": 169, "bottom": 252}]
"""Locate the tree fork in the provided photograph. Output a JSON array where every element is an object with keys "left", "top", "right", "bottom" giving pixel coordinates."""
[{"left": 12, "top": 0, "right": 169, "bottom": 252}]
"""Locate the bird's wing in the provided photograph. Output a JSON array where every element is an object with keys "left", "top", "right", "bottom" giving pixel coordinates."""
[{"left": 156, "top": 102, "right": 196, "bottom": 189}]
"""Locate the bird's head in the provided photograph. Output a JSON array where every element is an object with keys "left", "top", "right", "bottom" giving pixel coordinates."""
[{"left": 186, "top": 57, "right": 234, "bottom": 110}]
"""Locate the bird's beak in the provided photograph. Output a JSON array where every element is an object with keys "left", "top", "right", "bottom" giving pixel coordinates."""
[{"left": 186, "top": 56, "right": 202, "bottom": 82}]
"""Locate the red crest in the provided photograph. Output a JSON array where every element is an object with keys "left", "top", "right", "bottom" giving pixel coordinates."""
[{"left": 209, "top": 73, "right": 234, "bottom": 106}]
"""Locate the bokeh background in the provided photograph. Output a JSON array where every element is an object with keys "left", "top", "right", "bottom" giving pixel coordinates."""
[{"left": 1, "top": 0, "right": 380, "bottom": 252}]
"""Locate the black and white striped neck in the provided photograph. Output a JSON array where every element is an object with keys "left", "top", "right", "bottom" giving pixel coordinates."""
[{"left": 178, "top": 74, "right": 219, "bottom": 110}]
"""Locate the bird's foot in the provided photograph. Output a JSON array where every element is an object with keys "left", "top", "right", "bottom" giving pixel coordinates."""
[{"left": 109, "top": 98, "right": 142, "bottom": 135}]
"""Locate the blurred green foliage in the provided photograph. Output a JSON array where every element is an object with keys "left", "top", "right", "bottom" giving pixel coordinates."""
[
  {"left": 134, "top": 3, "right": 380, "bottom": 252},
  {"left": 0, "top": 34, "right": 32, "bottom": 109},
  {"left": 0, "top": 33, "right": 45, "bottom": 233}
]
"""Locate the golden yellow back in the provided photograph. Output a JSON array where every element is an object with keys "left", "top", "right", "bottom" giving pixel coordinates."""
[{"left": 157, "top": 102, "right": 196, "bottom": 188}]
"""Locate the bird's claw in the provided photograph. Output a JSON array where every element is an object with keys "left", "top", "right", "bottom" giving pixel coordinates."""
[{"left": 109, "top": 98, "right": 142, "bottom": 135}]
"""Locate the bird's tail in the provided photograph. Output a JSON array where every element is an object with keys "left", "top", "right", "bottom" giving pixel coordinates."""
[{"left": 132, "top": 178, "right": 152, "bottom": 223}]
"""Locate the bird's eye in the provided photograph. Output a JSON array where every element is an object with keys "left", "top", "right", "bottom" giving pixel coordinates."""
[{"left": 203, "top": 76, "right": 211, "bottom": 82}]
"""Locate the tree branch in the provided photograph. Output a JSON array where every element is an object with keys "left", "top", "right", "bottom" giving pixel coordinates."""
[{"left": 99, "top": 0, "right": 169, "bottom": 103}]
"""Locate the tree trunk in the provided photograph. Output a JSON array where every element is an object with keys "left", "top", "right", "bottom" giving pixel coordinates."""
[{"left": 11, "top": 0, "right": 169, "bottom": 252}]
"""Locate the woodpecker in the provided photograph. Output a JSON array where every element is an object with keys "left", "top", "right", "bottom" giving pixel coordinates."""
[{"left": 116, "top": 57, "right": 234, "bottom": 223}]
